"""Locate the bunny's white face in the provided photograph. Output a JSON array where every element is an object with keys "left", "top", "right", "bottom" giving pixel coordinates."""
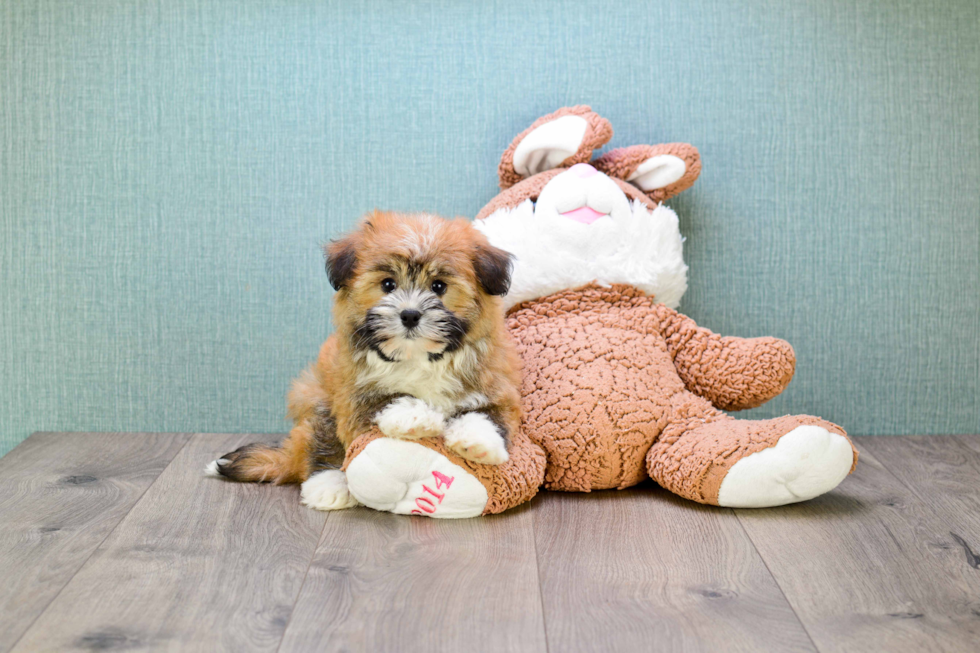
[
  {"left": 475, "top": 178, "right": 689, "bottom": 311},
  {"left": 534, "top": 163, "right": 633, "bottom": 225},
  {"left": 474, "top": 107, "right": 699, "bottom": 311},
  {"left": 524, "top": 163, "right": 634, "bottom": 260}
]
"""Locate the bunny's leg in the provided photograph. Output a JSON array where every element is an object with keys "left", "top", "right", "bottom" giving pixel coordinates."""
[{"left": 646, "top": 391, "right": 857, "bottom": 507}]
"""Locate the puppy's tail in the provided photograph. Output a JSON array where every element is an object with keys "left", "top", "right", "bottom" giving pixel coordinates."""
[
  {"left": 206, "top": 366, "right": 330, "bottom": 484},
  {"left": 205, "top": 431, "right": 310, "bottom": 484}
]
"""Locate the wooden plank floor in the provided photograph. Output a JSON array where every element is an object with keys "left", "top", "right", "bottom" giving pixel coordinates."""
[{"left": 1, "top": 433, "right": 978, "bottom": 653}]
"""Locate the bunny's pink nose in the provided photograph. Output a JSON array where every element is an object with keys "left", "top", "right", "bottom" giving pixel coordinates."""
[{"left": 569, "top": 163, "right": 598, "bottom": 178}]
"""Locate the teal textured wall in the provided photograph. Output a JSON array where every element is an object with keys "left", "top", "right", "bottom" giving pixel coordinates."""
[{"left": 2, "top": 0, "right": 978, "bottom": 455}]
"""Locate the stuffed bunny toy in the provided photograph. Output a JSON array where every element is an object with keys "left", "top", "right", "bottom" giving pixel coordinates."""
[{"left": 341, "top": 106, "right": 857, "bottom": 518}]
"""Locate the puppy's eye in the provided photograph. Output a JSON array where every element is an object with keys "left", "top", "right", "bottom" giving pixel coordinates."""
[
  {"left": 381, "top": 278, "right": 397, "bottom": 293},
  {"left": 431, "top": 280, "right": 447, "bottom": 296}
]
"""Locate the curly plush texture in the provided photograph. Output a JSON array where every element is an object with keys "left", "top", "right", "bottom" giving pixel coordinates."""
[
  {"left": 647, "top": 414, "right": 856, "bottom": 505},
  {"left": 655, "top": 304, "right": 797, "bottom": 411},
  {"left": 343, "top": 423, "right": 547, "bottom": 515},
  {"left": 506, "top": 284, "right": 857, "bottom": 497},
  {"left": 593, "top": 143, "right": 703, "bottom": 204},
  {"left": 497, "top": 105, "right": 613, "bottom": 190},
  {"left": 508, "top": 285, "right": 688, "bottom": 491}
]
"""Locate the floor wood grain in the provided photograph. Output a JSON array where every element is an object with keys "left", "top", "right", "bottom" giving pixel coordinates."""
[
  {"left": 863, "top": 434, "right": 980, "bottom": 547},
  {"left": 533, "top": 487, "right": 816, "bottom": 653},
  {"left": 2, "top": 433, "right": 978, "bottom": 652},
  {"left": 0, "top": 432, "right": 189, "bottom": 653},
  {"left": 11, "top": 434, "right": 327, "bottom": 653},
  {"left": 735, "top": 439, "right": 980, "bottom": 653},
  {"left": 277, "top": 504, "right": 548, "bottom": 653}
]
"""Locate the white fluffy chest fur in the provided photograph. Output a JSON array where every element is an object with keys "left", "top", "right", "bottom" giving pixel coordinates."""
[{"left": 355, "top": 341, "right": 485, "bottom": 413}]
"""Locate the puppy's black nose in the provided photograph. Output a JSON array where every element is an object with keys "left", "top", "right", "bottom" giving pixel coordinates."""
[{"left": 400, "top": 309, "right": 422, "bottom": 329}]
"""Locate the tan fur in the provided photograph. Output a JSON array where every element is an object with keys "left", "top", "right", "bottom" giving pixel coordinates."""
[{"left": 217, "top": 211, "right": 522, "bottom": 484}]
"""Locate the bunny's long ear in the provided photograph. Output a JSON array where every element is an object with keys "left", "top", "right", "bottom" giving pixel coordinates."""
[
  {"left": 497, "top": 106, "right": 612, "bottom": 190},
  {"left": 593, "top": 143, "right": 701, "bottom": 203}
]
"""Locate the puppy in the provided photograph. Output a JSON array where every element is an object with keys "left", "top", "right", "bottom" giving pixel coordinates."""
[{"left": 205, "top": 211, "right": 521, "bottom": 511}]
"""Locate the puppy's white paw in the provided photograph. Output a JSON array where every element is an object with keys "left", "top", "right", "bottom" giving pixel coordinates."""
[
  {"left": 300, "top": 470, "right": 359, "bottom": 511},
  {"left": 375, "top": 396, "right": 445, "bottom": 439},
  {"left": 444, "top": 413, "right": 509, "bottom": 465}
]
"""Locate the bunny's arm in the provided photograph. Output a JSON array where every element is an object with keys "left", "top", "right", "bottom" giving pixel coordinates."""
[{"left": 643, "top": 303, "right": 796, "bottom": 411}]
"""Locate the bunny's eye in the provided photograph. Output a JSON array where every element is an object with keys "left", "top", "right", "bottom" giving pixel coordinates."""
[
  {"left": 381, "top": 278, "right": 397, "bottom": 293},
  {"left": 430, "top": 280, "right": 447, "bottom": 296}
]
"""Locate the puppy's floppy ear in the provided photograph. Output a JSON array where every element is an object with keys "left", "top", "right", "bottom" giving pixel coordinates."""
[
  {"left": 473, "top": 244, "right": 513, "bottom": 296},
  {"left": 323, "top": 236, "right": 358, "bottom": 291}
]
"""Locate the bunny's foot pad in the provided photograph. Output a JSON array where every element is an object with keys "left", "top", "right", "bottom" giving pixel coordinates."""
[
  {"left": 345, "top": 438, "right": 488, "bottom": 518},
  {"left": 718, "top": 425, "right": 854, "bottom": 508}
]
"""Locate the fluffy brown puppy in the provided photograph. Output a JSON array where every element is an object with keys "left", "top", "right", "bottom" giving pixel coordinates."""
[{"left": 206, "top": 211, "right": 521, "bottom": 511}]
